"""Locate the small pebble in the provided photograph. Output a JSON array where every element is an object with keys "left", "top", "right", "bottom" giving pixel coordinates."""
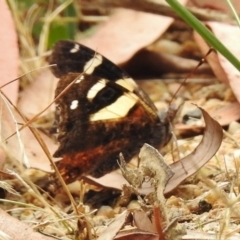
[
  {"left": 96, "top": 206, "right": 115, "bottom": 218},
  {"left": 127, "top": 200, "right": 141, "bottom": 210},
  {"left": 228, "top": 121, "right": 240, "bottom": 135}
]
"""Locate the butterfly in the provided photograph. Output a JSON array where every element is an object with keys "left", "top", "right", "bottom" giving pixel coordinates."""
[{"left": 49, "top": 40, "right": 171, "bottom": 184}]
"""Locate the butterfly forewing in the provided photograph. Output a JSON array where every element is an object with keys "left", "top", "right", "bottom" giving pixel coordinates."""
[
  {"left": 50, "top": 40, "right": 128, "bottom": 80},
  {"left": 50, "top": 40, "right": 158, "bottom": 111}
]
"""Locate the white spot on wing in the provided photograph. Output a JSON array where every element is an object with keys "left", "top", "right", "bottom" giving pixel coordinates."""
[
  {"left": 70, "top": 100, "right": 78, "bottom": 110},
  {"left": 70, "top": 44, "right": 80, "bottom": 53},
  {"left": 87, "top": 79, "right": 107, "bottom": 99},
  {"left": 83, "top": 53, "right": 103, "bottom": 74},
  {"left": 90, "top": 93, "right": 138, "bottom": 121}
]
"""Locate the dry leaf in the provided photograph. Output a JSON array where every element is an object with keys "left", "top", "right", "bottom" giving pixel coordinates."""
[
  {"left": 0, "top": 0, "right": 20, "bottom": 170},
  {"left": 183, "top": 230, "right": 240, "bottom": 239},
  {"left": 0, "top": 208, "right": 55, "bottom": 240},
  {"left": 209, "top": 101, "right": 240, "bottom": 126},
  {"left": 194, "top": 22, "right": 240, "bottom": 102},
  {"left": 115, "top": 231, "right": 159, "bottom": 240},
  {"left": 80, "top": 2, "right": 188, "bottom": 65},
  {"left": 97, "top": 210, "right": 129, "bottom": 240},
  {"left": 1, "top": 96, "right": 57, "bottom": 171},
  {"left": 133, "top": 210, "right": 157, "bottom": 233},
  {"left": 17, "top": 70, "right": 58, "bottom": 119},
  {"left": 0, "top": 0, "right": 19, "bottom": 105},
  {"left": 188, "top": 0, "right": 240, "bottom": 12},
  {"left": 164, "top": 107, "right": 223, "bottom": 193}
]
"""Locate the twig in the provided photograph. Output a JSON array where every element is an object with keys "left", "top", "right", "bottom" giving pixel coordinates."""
[{"left": 81, "top": 0, "right": 237, "bottom": 24}]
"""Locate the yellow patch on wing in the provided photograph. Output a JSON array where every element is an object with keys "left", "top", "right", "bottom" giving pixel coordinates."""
[
  {"left": 87, "top": 79, "right": 107, "bottom": 99},
  {"left": 83, "top": 53, "right": 103, "bottom": 74},
  {"left": 116, "top": 79, "right": 135, "bottom": 92},
  {"left": 90, "top": 93, "right": 138, "bottom": 121}
]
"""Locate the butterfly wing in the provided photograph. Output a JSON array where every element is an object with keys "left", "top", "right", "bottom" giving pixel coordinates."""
[
  {"left": 50, "top": 40, "right": 171, "bottom": 182},
  {"left": 50, "top": 40, "right": 158, "bottom": 111}
]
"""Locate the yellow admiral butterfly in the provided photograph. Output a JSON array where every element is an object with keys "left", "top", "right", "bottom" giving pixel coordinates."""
[{"left": 49, "top": 40, "right": 171, "bottom": 184}]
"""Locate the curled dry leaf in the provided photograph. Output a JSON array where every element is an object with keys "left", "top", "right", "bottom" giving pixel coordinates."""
[{"left": 164, "top": 107, "right": 223, "bottom": 193}]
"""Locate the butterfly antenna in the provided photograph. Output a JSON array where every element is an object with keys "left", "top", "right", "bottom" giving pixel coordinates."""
[
  {"left": 167, "top": 48, "right": 214, "bottom": 166},
  {"left": 167, "top": 47, "right": 214, "bottom": 122}
]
